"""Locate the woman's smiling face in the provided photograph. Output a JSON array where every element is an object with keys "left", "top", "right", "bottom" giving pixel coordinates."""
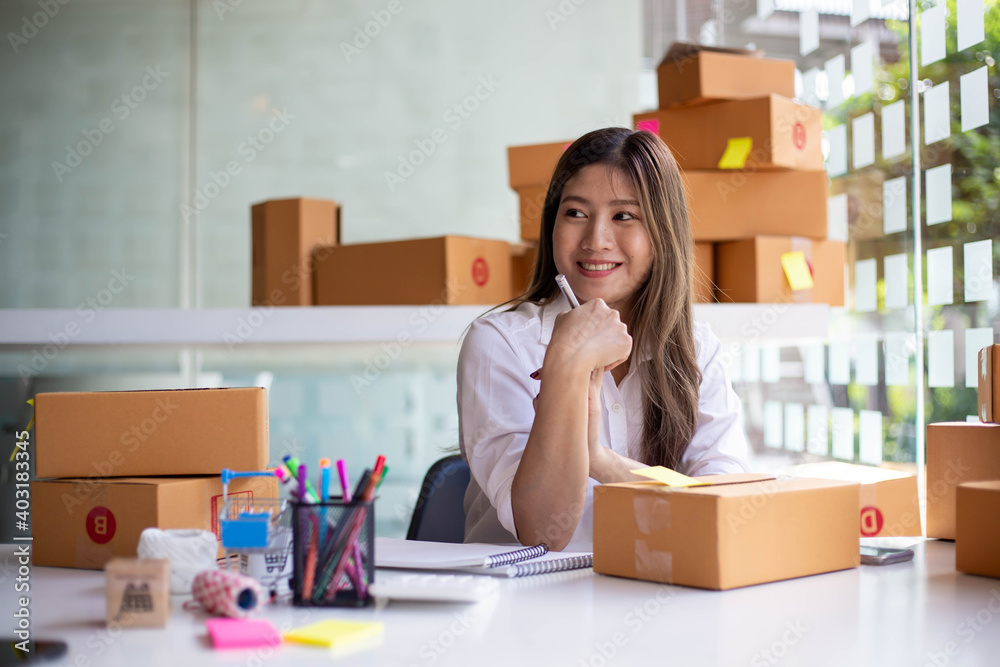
[{"left": 552, "top": 164, "right": 654, "bottom": 320}]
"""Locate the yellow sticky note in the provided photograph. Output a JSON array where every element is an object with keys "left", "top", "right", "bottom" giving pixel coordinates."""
[
  {"left": 717, "top": 137, "right": 753, "bottom": 169},
  {"left": 631, "top": 466, "right": 709, "bottom": 487},
  {"left": 283, "top": 619, "right": 384, "bottom": 649},
  {"left": 781, "top": 251, "right": 814, "bottom": 291}
]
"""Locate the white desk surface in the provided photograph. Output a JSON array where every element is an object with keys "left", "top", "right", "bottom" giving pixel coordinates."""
[{"left": 9, "top": 540, "right": 1000, "bottom": 666}]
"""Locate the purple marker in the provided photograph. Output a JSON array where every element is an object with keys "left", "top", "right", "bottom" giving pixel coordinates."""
[{"left": 297, "top": 464, "right": 308, "bottom": 503}]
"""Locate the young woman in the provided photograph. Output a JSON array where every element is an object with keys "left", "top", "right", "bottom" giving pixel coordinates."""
[{"left": 458, "top": 127, "right": 749, "bottom": 550}]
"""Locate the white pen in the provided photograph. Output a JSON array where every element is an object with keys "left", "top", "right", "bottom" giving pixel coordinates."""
[{"left": 530, "top": 275, "right": 579, "bottom": 380}]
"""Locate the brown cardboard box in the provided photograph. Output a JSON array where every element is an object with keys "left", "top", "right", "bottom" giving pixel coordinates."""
[
  {"left": 784, "top": 462, "right": 921, "bottom": 537},
  {"left": 33, "top": 474, "right": 278, "bottom": 569},
  {"left": 927, "top": 422, "right": 1000, "bottom": 539},
  {"left": 314, "top": 236, "right": 512, "bottom": 305},
  {"left": 693, "top": 242, "right": 714, "bottom": 303},
  {"left": 956, "top": 481, "right": 1000, "bottom": 578},
  {"left": 517, "top": 186, "right": 547, "bottom": 241},
  {"left": 683, "top": 170, "right": 828, "bottom": 241},
  {"left": 978, "top": 344, "right": 1000, "bottom": 422},
  {"left": 656, "top": 43, "right": 796, "bottom": 108},
  {"left": 511, "top": 243, "right": 537, "bottom": 297},
  {"left": 251, "top": 197, "right": 340, "bottom": 306},
  {"left": 35, "top": 388, "right": 269, "bottom": 479},
  {"left": 634, "top": 95, "right": 823, "bottom": 171},
  {"left": 105, "top": 558, "right": 171, "bottom": 628},
  {"left": 715, "top": 237, "right": 845, "bottom": 305},
  {"left": 508, "top": 141, "right": 570, "bottom": 190},
  {"left": 593, "top": 474, "right": 859, "bottom": 590}
]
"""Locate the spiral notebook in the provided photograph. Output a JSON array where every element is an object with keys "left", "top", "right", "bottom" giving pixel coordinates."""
[{"left": 374, "top": 537, "right": 593, "bottom": 578}]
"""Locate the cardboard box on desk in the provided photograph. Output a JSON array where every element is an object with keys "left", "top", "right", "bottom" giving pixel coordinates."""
[
  {"left": 656, "top": 43, "right": 795, "bottom": 108},
  {"left": 683, "top": 170, "right": 828, "bottom": 241},
  {"left": 977, "top": 344, "right": 1000, "bottom": 422},
  {"left": 507, "top": 141, "right": 570, "bottom": 190},
  {"left": 634, "top": 95, "right": 822, "bottom": 171},
  {"left": 510, "top": 242, "right": 537, "bottom": 298},
  {"left": 517, "top": 186, "right": 547, "bottom": 241},
  {"left": 927, "top": 422, "right": 1000, "bottom": 539},
  {"left": 715, "top": 237, "right": 845, "bottom": 305},
  {"left": 313, "top": 236, "right": 511, "bottom": 305},
  {"left": 693, "top": 242, "right": 714, "bottom": 303},
  {"left": 32, "top": 474, "right": 278, "bottom": 569},
  {"left": 956, "top": 481, "right": 1000, "bottom": 579},
  {"left": 593, "top": 474, "right": 859, "bottom": 590},
  {"left": 252, "top": 197, "right": 340, "bottom": 306},
  {"left": 34, "top": 388, "right": 269, "bottom": 479}
]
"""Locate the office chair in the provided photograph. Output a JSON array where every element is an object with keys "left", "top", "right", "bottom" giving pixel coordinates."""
[{"left": 406, "top": 454, "right": 470, "bottom": 542}]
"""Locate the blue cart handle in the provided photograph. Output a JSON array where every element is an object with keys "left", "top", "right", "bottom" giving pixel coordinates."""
[{"left": 221, "top": 468, "right": 277, "bottom": 487}]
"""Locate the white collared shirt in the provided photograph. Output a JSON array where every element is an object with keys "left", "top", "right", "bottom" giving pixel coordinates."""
[{"left": 457, "top": 294, "right": 750, "bottom": 547}]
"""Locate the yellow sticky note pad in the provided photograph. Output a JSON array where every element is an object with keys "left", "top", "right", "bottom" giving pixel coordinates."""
[
  {"left": 283, "top": 619, "right": 384, "bottom": 649},
  {"left": 631, "top": 466, "right": 709, "bottom": 487},
  {"left": 781, "top": 251, "right": 814, "bottom": 291},
  {"left": 717, "top": 137, "right": 753, "bottom": 169}
]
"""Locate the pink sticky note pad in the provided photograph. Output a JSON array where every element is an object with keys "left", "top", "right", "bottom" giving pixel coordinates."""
[
  {"left": 636, "top": 119, "right": 660, "bottom": 134},
  {"left": 207, "top": 618, "right": 282, "bottom": 650}
]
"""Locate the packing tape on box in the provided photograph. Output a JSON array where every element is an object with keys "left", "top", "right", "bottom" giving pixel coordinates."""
[
  {"left": 137, "top": 528, "right": 218, "bottom": 594},
  {"left": 634, "top": 495, "right": 671, "bottom": 535},
  {"left": 187, "top": 570, "right": 265, "bottom": 618},
  {"left": 635, "top": 540, "right": 673, "bottom": 583}
]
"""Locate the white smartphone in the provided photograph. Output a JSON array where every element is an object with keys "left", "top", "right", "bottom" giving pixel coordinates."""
[{"left": 859, "top": 546, "right": 914, "bottom": 565}]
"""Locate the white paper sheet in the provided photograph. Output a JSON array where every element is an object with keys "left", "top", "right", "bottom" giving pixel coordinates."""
[
  {"left": 831, "top": 407, "right": 855, "bottom": 460},
  {"left": 829, "top": 340, "right": 851, "bottom": 385},
  {"left": 852, "top": 112, "right": 875, "bottom": 169},
  {"left": 807, "top": 405, "right": 829, "bottom": 455},
  {"left": 764, "top": 400, "right": 783, "bottom": 448},
  {"left": 928, "top": 329, "right": 955, "bottom": 388},
  {"left": 961, "top": 66, "right": 989, "bottom": 133},
  {"left": 957, "top": 0, "right": 986, "bottom": 51},
  {"left": 851, "top": 0, "right": 870, "bottom": 26},
  {"left": 758, "top": 0, "right": 775, "bottom": 21},
  {"left": 826, "top": 124, "right": 847, "bottom": 177},
  {"left": 884, "top": 253, "right": 909, "bottom": 310},
  {"left": 804, "top": 342, "right": 826, "bottom": 385},
  {"left": 785, "top": 403, "right": 805, "bottom": 452},
  {"left": 854, "top": 258, "right": 877, "bottom": 312},
  {"left": 855, "top": 335, "right": 879, "bottom": 386},
  {"left": 966, "top": 328, "right": 995, "bottom": 389},
  {"left": 858, "top": 410, "right": 883, "bottom": 465},
  {"left": 921, "top": 4, "right": 946, "bottom": 67},
  {"left": 803, "top": 67, "right": 820, "bottom": 107},
  {"left": 827, "top": 193, "right": 849, "bottom": 242},
  {"left": 761, "top": 345, "right": 781, "bottom": 383},
  {"left": 964, "top": 239, "right": 993, "bottom": 302},
  {"left": 926, "top": 246, "right": 954, "bottom": 306},
  {"left": 882, "top": 175, "right": 908, "bottom": 234},
  {"left": 881, "top": 99, "right": 906, "bottom": 159},
  {"left": 825, "top": 54, "right": 846, "bottom": 107},
  {"left": 743, "top": 345, "right": 761, "bottom": 383},
  {"left": 884, "top": 332, "right": 912, "bottom": 387},
  {"left": 851, "top": 40, "right": 874, "bottom": 95},
  {"left": 925, "top": 163, "right": 953, "bottom": 225},
  {"left": 800, "top": 9, "right": 819, "bottom": 56},
  {"left": 924, "top": 81, "right": 951, "bottom": 145}
]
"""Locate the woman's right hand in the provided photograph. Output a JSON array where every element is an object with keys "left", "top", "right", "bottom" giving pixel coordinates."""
[{"left": 545, "top": 298, "right": 633, "bottom": 376}]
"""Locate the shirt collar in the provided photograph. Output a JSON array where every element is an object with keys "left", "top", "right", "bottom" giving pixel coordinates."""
[{"left": 537, "top": 293, "right": 653, "bottom": 364}]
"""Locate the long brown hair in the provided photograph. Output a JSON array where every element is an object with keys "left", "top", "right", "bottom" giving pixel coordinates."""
[{"left": 516, "top": 127, "right": 700, "bottom": 469}]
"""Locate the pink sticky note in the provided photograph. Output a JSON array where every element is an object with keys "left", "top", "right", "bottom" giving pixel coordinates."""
[
  {"left": 207, "top": 618, "right": 282, "bottom": 650},
  {"left": 636, "top": 119, "right": 660, "bottom": 134}
]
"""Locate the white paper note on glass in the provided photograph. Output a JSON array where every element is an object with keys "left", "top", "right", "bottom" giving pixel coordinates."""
[
  {"left": 961, "top": 66, "right": 989, "bottom": 133},
  {"left": 859, "top": 410, "right": 883, "bottom": 465},
  {"left": 758, "top": 0, "right": 775, "bottom": 21},
  {"left": 883, "top": 176, "right": 908, "bottom": 234},
  {"left": 761, "top": 345, "right": 781, "bottom": 383},
  {"left": 851, "top": 40, "right": 874, "bottom": 96},
  {"left": 966, "top": 328, "right": 995, "bottom": 389},
  {"left": 921, "top": 4, "right": 946, "bottom": 67},
  {"left": 928, "top": 329, "right": 955, "bottom": 388},
  {"left": 785, "top": 403, "right": 805, "bottom": 452},
  {"left": 764, "top": 400, "right": 783, "bottom": 448},
  {"left": 884, "top": 332, "right": 912, "bottom": 386},
  {"left": 800, "top": 9, "right": 819, "bottom": 56},
  {"left": 881, "top": 99, "right": 906, "bottom": 159},
  {"left": 851, "top": 0, "right": 870, "bottom": 26},
  {"left": 806, "top": 405, "right": 829, "bottom": 455},
  {"left": 926, "top": 246, "right": 954, "bottom": 306},
  {"left": 884, "top": 253, "right": 909, "bottom": 310},
  {"left": 852, "top": 113, "right": 875, "bottom": 169},
  {"left": 831, "top": 408, "right": 855, "bottom": 460},
  {"left": 827, "top": 193, "right": 849, "bottom": 242},
  {"left": 925, "top": 163, "right": 953, "bottom": 225},
  {"left": 854, "top": 258, "right": 877, "bottom": 312},
  {"left": 804, "top": 342, "right": 825, "bottom": 384},
  {"left": 829, "top": 340, "right": 851, "bottom": 385},
  {"left": 957, "top": 0, "right": 986, "bottom": 51},
  {"left": 743, "top": 345, "right": 761, "bottom": 383},
  {"left": 803, "top": 67, "right": 820, "bottom": 107},
  {"left": 924, "top": 81, "right": 951, "bottom": 145},
  {"left": 826, "top": 54, "right": 846, "bottom": 107},
  {"left": 968, "top": 415, "right": 981, "bottom": 424},
  {"left": 964, "top": 239, "right": 993, "bottom": 303},
  {"left": 855, "top": 336, "right": 879, "bottom": 386},
  {"left": 826, "top": 124, "right": 848, "bottom": 177}
]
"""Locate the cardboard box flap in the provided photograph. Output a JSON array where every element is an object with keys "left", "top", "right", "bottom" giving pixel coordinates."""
[
  {"left": 660, "top": 42, "right": 764, "bottom": 64},
  {"left": 606, "top": 472, "right": 775, "bottom": 491}
]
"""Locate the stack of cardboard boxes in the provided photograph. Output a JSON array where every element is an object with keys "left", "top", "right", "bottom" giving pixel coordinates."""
[
  {"left": 31, "top": 388, "right": 274, "bottom": 569},
  {"left": 633, "top": 43, "right": 844, "bottom": 305}
]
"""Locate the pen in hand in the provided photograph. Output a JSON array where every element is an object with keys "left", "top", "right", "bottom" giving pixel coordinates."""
[{"left": 531, "top": 274, "right": 579, "bottom": 380}]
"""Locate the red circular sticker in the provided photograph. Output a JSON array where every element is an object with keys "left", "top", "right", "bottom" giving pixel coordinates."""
[
  {"left": 471, "top": 257, "right": 489, "bottom": 287},
  {"left": 86, "top": 506, "right": 117, "bottom": 544},
  {"left": 792, "top": 122, "right": 806, "bottom": 150},
  {"left": 860, "top": 506, "right": 883, "bottom": 537}
]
